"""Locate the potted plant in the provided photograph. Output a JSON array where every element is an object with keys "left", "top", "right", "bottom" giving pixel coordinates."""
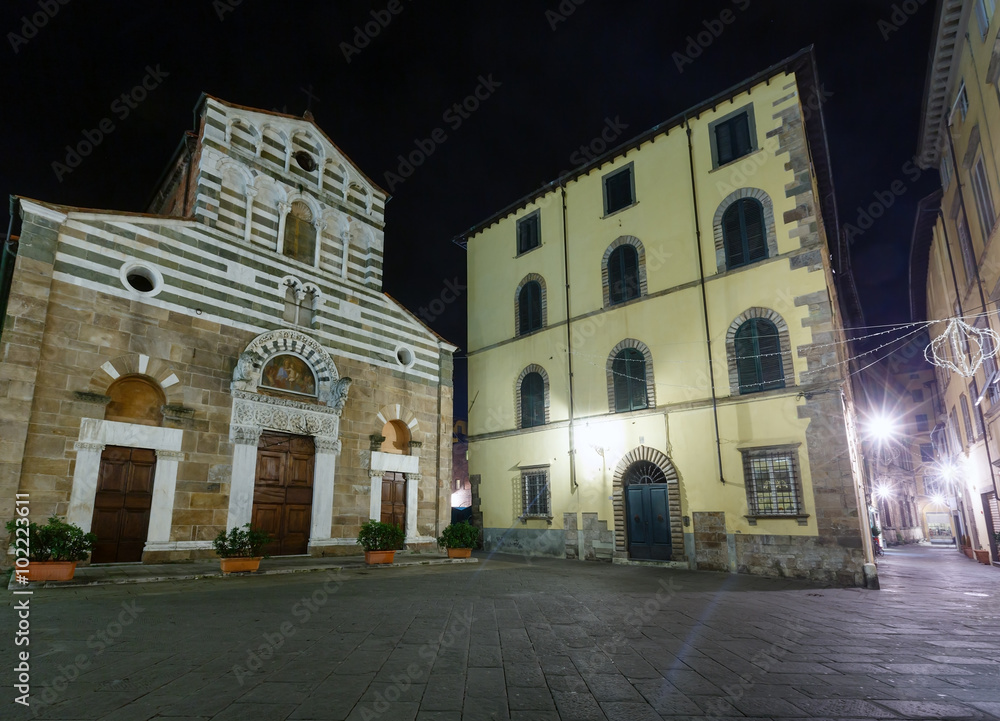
[
  {"left": 357, "top": 520, "right": 404, "bottom": 564},
  {"left": 438, "top": 521, "right": 480, "bottom": 558},
  {"left": 212, "top": 524, "right": 272, "bottom": 574},
  {"left": 974, "top": 548, "right": 992, "bottom": 565},
  {"left": 5, "top": 516, "right": 96, "bottom": 582}
]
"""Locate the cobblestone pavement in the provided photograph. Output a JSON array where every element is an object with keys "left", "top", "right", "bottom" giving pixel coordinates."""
[{"left": 3, "top": 545, "right": 999, "bottom": 720}]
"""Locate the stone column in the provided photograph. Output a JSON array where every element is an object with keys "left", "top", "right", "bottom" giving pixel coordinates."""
[
  {"left": 405, "top": 473, "right": 421, "bottom": 543},
  {"left": 341, "top": 232, "right": 350, "bottom": 280},
  {"left": 275, "top": 202, "right": 290, "bottom": 255},
  {"left": 227, "top": 425, "right": 262, "bottom": 531},
  {"left": 146, "top": 450, "right": 184, "bottom": 544},
  {"left": 314, "top": 219, "right": 327, "bottom": 268},
  {"left": 243, "top": 186, "right": 258, "bottom": 245},
  {"left": 68, "top": 441, "right": 105, "bottom": 532},
  {"left": 310, "top": 437, "right": 341, "bottom": 544}
]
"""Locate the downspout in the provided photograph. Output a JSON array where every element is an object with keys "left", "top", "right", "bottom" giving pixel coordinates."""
[
  {"left": 685, "top": 117, "right": 726, "bottom": 484},
  {"left": 0, "top": 196, "right": 18, "bottom": 337},
  {"left": 560, "top": 183, "right": 578, "bottom": 496}
]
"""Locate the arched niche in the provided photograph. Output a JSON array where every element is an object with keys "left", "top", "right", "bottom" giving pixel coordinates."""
[{"left": 104, "top": 375, "right": 165, "bottom": 427}]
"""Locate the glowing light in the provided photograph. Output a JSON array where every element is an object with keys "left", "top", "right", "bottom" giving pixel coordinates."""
[
  {"left": 938, "top": 462, "right": 957, "bottom": 481},
  {"left": 931, "top": 494, "right": 946, "bottom": 505},
  {"left": 873, "top": 483, "right": 893, "bottom": 501},
  {"left": 865, "top": 413, "right": 900, "bottom": 444}
]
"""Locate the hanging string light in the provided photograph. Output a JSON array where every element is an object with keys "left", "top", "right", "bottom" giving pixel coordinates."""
[{"left": 924, "top": 317, "right": 1000, "bottom": 378}]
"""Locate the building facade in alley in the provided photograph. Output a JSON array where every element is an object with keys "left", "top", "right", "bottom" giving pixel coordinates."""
[
  {"left": 0, "top": 96, "right": 455, "bottom": 563},
  {"left": 458, "top": 49, "right": 873, "bottom": 585},
  {"left": 912, "top": 0, "right": 1000, "bottom": 567}
]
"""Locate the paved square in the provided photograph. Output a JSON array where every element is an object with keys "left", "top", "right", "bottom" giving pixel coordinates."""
[{"left": 3, "top": 546, "right": 999, "bottom": 720}]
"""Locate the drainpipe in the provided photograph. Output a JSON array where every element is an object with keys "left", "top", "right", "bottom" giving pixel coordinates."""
[
  {"left": 559, "top": 183, "right": 578, "bottom": 495},
  {"left": 0, "top": 196, "right": 18, "bottom": 337},
  {"left": 685, "top": 117, "right": 726, "bottom": 484}
]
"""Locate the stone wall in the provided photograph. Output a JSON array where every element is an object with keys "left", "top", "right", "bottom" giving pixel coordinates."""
[{"left": 693, "top": 511, "right": 728, "bottom": 571}]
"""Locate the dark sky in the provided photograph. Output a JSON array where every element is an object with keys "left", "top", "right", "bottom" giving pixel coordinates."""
[{"left": 0, "top": 1, "right": 940, "bottom": 420}]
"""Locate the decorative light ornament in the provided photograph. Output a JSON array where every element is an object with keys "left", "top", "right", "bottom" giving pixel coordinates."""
[{"left": 924, "top": 318, "right": 1000, "bottom": 378}]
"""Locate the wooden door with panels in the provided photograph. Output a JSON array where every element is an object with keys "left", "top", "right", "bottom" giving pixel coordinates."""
[
  {"left": 91, "top": 446, "right": 156, "bottom": 563},
  {"left": 380, "top": 472, "right": 407, "bottom": 532},
  {"left": 252, "top": 432, "right": 315, "bottom": 556}
]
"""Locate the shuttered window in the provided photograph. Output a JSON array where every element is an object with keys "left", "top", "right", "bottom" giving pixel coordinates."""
[
  {"left": 722, "top": 199, "right": 767, "bottom": 269},
  {"left": 612, "top": 348, "right": 647, "bottom": 412},
  {"left": 517, "top": 281, "right": 542, "bottom": 335},
  {"left": 520, "top": 372, "right": 545, "bottom": 429},
  {"left": 972, "top": 155, "right": 997, "bottom": 239},
  {"left": 715, "top": 112, "right": 753, "bottom": 166},
  {"left": 517, "top": 212, "right": 540, "bottom": 254},
  {"left": 608, "top": 245, "right": 640, "bottom": 304},
  {"left": 961, "top": 394, "right": 975, "bottom": 445},
  {"left": 971, "top": 380, "right": 986, "bottom": 437},
  {"left": 603, "top": 165, "right": 635, "bottom": 215},
  {"left": 734, "top": 319, "right": 785, "bottom": 394}
]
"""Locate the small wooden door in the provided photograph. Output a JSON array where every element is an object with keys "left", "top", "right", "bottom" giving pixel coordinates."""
[
  {"left": 626, "top": 485, "right": 672, "bottom": 560},
  {"left": 253, "top": 432, "right": 315, "bottom": 556},
  {"left": 91, "top": 446, "right": 156, "bottom": 563},
  {"left": 381, "top": 472, "right": 406, "bottom": 531}
]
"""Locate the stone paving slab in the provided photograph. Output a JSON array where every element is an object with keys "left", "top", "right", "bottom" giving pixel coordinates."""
[{"left": 2, "top": 546, "right": 999, "bottom": 720}]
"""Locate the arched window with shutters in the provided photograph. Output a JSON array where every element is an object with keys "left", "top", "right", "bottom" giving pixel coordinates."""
[
  {"left": 520, "top": 372, "right": 545, "bottom": 428},
  {"left": 612, "top": 348, "right": 648, "bottom": 412},
  {"left": 607, "top": 244, "right": 640, "bottom": 305},
  {"left": 283, "top": 200, "right": 317, "bottom": 265},
  {"left": 518, "top": 281, "right": 542, "bottom": 335},
  {"left": 722, "top": 198, "right": 768, "bottom": 269},
  {"left": 734, "top": 318, "right": 785, "bottom": 394}
]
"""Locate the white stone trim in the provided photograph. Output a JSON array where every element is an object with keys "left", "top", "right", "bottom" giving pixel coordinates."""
[
  {"left": 20, "top": 198, "right": 68, "bottom": 224},
  {"left": 370, "top": 451, "right": 419, "bottom": 474},
  {"left": 143, "top": 540, "right": 214, "bottom": 552},
  {"left": 310, "top": 538, "right": 360, "bottom": 547},
  {"left": 67, "top": 420, "right": 184, "bottom": 550}
]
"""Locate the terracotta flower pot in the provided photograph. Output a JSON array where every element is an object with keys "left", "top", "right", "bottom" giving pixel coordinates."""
[
  {"left": 974, "top": 549, "right": 991, "bottom": 565},
  {"left": 220, "top": 557, "right": 262, "bottom": 574},
  {"left": 447, "top": 548, "right": 472, "bottom": 558},
  {"left": 964, "top": 547, "right": 976, "bottom": 560},
  {"left": 22, "top": 561, "right": 77, "bottom": 582},
  {"left": 364, "top": 550, "right": 396, "bottom": 565}
]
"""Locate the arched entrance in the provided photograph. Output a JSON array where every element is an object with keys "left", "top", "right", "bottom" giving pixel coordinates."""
[{"left": 612, "top": 446, "right": 684, "bottom": 562}]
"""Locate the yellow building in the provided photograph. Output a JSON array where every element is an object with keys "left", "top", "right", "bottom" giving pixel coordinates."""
[
  {"left": 456, "top": 49, "right": 872, "bottom": 586},
  {"left": 913, "top": 0, "right": 1000, "bottom": 566}
]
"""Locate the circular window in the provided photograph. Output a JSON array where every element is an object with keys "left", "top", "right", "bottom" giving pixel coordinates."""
[
  {"left": 294, "top": 150, "right": 317, "bottom": 172},
  {"left": 119, "top": 261, "right": 164, "bottom": 297},
  {"left": 395, "top": 346, "right": 414, "bottom": 368}
]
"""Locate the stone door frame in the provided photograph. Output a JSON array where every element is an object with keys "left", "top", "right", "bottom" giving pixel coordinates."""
[
  {"left": 611, "top": 445, "right": 685, "bottom": 562},
  {"left": 68, "top": 418, "right": 185, "bottom": 555}
]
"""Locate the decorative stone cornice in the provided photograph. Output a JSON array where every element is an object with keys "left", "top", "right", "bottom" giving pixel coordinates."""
[
  {"left": 231, "top": 425, "right": 263, "bottom": 445},
  {"left": 314, "top": 437, "right": 342, "bottom": 454},
  {"left": 74, "top": 441, "right": 105, "bottom": 453},
  {"left": 156, "top": 449, "right": 186, "bottom": 461}
]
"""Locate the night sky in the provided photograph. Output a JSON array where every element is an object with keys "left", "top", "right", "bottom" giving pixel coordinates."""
[{"left": 1, "top": 1, "right": 942, "bottom": 421}]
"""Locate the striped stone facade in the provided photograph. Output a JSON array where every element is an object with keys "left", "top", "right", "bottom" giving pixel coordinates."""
[{"left": 0, "top": 97, "right": 455, "bottom": 563}]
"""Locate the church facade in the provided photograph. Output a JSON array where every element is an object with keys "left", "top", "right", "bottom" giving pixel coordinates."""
[{"left": 0, "top": 96, "right": 455, "bottom": 562}]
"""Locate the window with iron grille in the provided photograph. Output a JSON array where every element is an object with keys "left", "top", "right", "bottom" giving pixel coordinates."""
[
  {"left": 517, "top": 211, "right": 540, "bottom": 254},
  {"left": 734, "top": 319, "right": 784, "bottom": 394},
  {"left": 520, "top": 466, "right": 551, "bottom": 519},
  {"left": 740, "top": 446, "right": 803, "bottom": 517},
  {"left": 722, "top": 199, "right": 768, "bottom": 269},
  {"left": 603, "top": 164, "right": 635, "bottom": 215}
]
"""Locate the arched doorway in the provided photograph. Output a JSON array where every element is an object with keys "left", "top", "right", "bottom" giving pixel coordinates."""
[
  {"left": 379, "top": 420, "right": 410, "bottom": 530},
  {"left": 612, "top": 446, "right": 683, "bottom": 562},
  {"left": 623, "top": 460, "right": 672, "bottom": 560}
]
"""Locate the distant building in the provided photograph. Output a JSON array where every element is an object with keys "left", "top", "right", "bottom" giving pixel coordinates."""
[
  {"left": 911, "top": 0, "right": 1000, "bottom": 565},
  {"left": 457, "top": 48, "right": 873, "bottom": 585},
  {"left": 0, "top": 96, "right": 455, "bottom": 563}
]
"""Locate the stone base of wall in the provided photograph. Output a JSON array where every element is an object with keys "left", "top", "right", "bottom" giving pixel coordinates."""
[
  {"left": 693, "top": 511, "right": 728, "bottom": 571},
  {"left": 735, "top": 534, "right": 865, "bottom": 586},
  {"left": 484, "top": 527, "right": 565, "bottom": 557},
  {"left": 564, "top": 513, "right": 578, "bottom": 559},
  {"left": 581, "top": 513, "right": 614, "bottom": 562},
  {"left": 883, "top": 527, "right": 923, "bottom": 546},
  {"left": 142, "top": 549, "right": 218, "bottom": 564}
]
